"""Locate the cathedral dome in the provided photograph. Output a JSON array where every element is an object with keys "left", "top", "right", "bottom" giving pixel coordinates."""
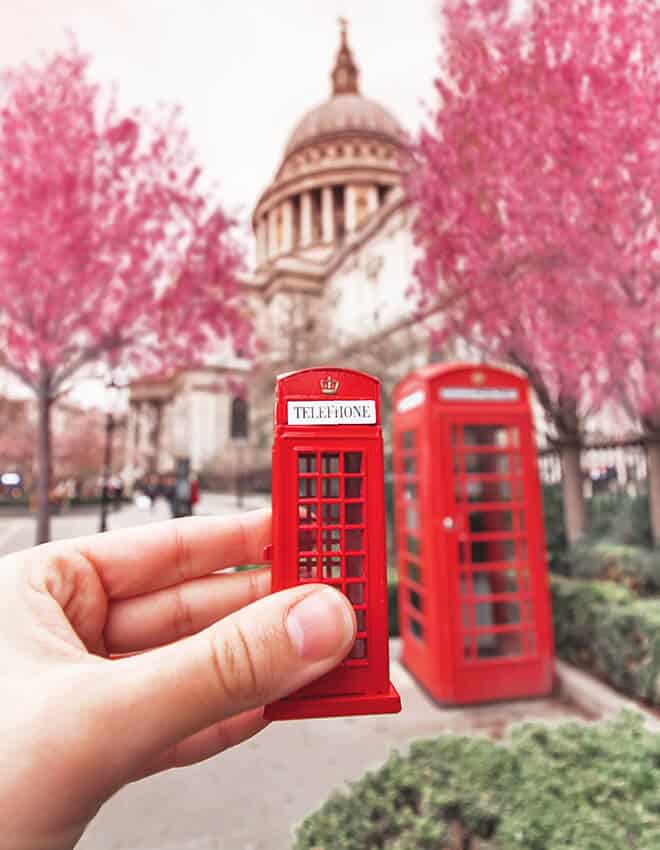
[
  {"left": 284, "top": 93, "right": 402, "bottom": 159},
  {"left": 252, "top": 20, "right": 405, "bottom": 271}
]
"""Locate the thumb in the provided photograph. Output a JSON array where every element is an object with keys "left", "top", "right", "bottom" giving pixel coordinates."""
[{"left": 100, "top": 584, "right": 355, "bottom": 762}]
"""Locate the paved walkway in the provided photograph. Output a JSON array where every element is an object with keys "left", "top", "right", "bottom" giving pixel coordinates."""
[
  {"left": 0, "top": 491, "right": 271, "bottom": 558},
  {"left": 78, "top": 647, "right": 579, "bottom": 850},
  {"left": 1, "top": 494, "right": 581, "bottom": 850}
]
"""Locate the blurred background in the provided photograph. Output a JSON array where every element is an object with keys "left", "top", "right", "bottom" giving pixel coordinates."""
[{"left": 3, "top": 0, "right": 660, "bottom": 848}]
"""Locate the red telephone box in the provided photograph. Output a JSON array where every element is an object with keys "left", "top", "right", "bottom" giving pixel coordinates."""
[
  {"left": 392, "top": 363, "right": 554, "bottom": 705},
  {"left": 264, "top": 367, "right": 401, "bottom": 720}
]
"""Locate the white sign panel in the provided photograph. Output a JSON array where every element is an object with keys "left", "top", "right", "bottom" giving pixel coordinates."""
[
  {"left": 287, "top": 400, "right": 376, "bottom": 425},
  {"left": 440, "top": 387, "right": 519, "bottom": 402},
  {"left": 396, "top": 389, "right": 425, "bottom": 413}
]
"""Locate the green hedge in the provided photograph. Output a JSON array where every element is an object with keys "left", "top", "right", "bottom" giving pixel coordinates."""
[
  {"left": 551, "top": 575, "right": 660, "bottom": 706},
  {"left": 294, "top": 714, "right": 660, "bottom": 850},
  {"left": 541, "top": 485, "right": 652, "bottom": 558},
  {"left": 566, "top": 540, "right": 660, "bottom": 596}
]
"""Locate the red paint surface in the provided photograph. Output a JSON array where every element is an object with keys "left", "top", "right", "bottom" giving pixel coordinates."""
[
  {"left": 265, "top": 367, "right": 401, "bottom": 720},
  {"left": 392, "top": 363, "right": 554, "bottom": 705}
]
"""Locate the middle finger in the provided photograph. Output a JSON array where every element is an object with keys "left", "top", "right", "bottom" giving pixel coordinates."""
[{"left": 104, "top": 568, "right": 271, "bottom": 653}]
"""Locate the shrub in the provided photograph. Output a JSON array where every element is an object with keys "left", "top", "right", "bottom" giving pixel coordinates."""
[
  {"left": 566, "top": 540, "right": 660, "bottom": 596},
  {"left": 551, "top": 576, "right": 660, "bottom": 706},
  {"left": 540, "top": 486, "right": 653, "bottom": 557},
  {"left": 588, "top": 490, "right": 652, "bottom": 547},
  {"left": 294, "top": 714, "right": 660, "bottom": 850}
]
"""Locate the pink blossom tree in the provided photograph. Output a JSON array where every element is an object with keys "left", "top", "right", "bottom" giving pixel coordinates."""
[
  {"left": 0, "top": 45, "right": 250, "bottom": 542},
  {"left": 407, "top": 0, "right": 660, "bottom": 545}
]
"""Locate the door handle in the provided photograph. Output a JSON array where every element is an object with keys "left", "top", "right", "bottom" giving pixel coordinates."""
[{"left": 442, "top": 516, "right": 455, "bottom": 531}]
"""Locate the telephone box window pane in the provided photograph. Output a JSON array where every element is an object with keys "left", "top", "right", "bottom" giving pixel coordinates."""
[
  {"left": 321, "top": 529, "right": 341, "bottom": 551},
  {"left": 298, "top": 556, "right": 317, "bottom": 579},
  {"left": 492, "top": 569, "right": 519, "bottom": 594},
  {"left": 467, "top": 480, "right": 512, "bottom": 503},
  {"left": 345, "top": 503, "right": 363, "bottom": 524},
  {"left": 298, "top": 528, "right": 317, "bottom": 552},
  {"left": 345, "top": 478, "right": 363, "bottom": 498},
  {"left": 477, "top": 631, "right": 522, "bottom": 658},
  {"left": 469, "top": 510, "right": 514, "bottom": 533},
  {"left": 355, "top": 609, "right": 366, "bottom": 631},
  {"left": 464, "top": 425, "right": 515, "bottom": 447},
  {"left": 409, "top": 589, "right": 423, "bottom": 612},
  {"left": 348, "top": 638, "right": 367, "bottom": 659},
  {"left": 406, "top": 505, "right": 419, "bottom": 531},
  {"left": 471, "top": 539, "right": 516, "bottom": 563},
  {"left": 407, "top": 562, "right": 421, "bottom": 583},
  {"left": 345, "top": 529, "right": 364, "bottom": 551},
  {"left": 465, "top": 454, "right": 510, "bottom": 475},
  {"left": 321, "top": 453, "right": 340, "bottom": 473},
  {"left": 322, "top": 556, "right": 342, "bottom": 578},
  {"left": 344, "top": 452, "right": 363, "bottom": 473},
  {"left": 298, "top": 504, "right": 317, "bottom": 525},
  {"left": 321, "top": 477, "right": 340, "bottom": 498},
  {"left": 346, "top": 555, "right": 364, "bottom": 577},
  {"left": 298, "top": 478, "right": 317, "bottom": 498},
  {"left": 403, "top": 456, "right": 417, "bottom": 475},
  {"left": 298, "top": 454, "right": 317, "bottom": 473},
  {"left": 347, "top": 583, "right": 365, "bottom": 604},
  {"left": 476, "top": 601, "right": 521, "bottom": 625},
  {"left": 472, "top": 571, "right": 492, "bottom": 597},
  {"left": 402, "top": 431, "right": 415, "bottom": 450},
  {"left": 322, "top": 503, "right": 341, "bottom": 523},
  {"left": 410, "top": 617, "right": 424, "bottom": 640},
  {"left": 407, "top": 535, "right": 420, "bottom": 556}
]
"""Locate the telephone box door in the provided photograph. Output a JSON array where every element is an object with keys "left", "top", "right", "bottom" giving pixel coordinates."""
[
  {"left": 439, "top": 416, "right": 543, "bottom": 680},
  {"left": 283, "top": 438, "right": 387, "bottom": 698}
]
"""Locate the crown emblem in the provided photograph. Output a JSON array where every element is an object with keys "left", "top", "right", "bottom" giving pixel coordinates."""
[
  {"left": 471, "top": 370, "right": 486, "bottom": 385},
  {"left": 320, "top": 375, "right": 340, "bottom": 395}
]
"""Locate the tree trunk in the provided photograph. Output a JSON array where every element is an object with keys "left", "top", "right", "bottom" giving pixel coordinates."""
[
  {"left": 559, "top": 439, "right": 586, "bottom": 546},
  {"left": 36, "top": 371, "right": 52, "bottom": 544},
  {"left": 644, "top": 435, "right": 660, "bottom": 547}
]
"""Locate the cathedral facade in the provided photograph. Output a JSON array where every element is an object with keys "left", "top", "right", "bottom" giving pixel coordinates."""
[{"left": 124, "top": 23, "right": 429, "bottom": 484}]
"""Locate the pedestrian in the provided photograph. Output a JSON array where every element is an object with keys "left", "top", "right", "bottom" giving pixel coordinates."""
[{"left": 0, "top": 509, "right": 355, "bottom": 850}]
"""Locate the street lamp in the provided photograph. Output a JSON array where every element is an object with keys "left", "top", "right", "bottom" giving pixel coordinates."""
[{"left": 99, "top": 377, "right": 122, "bottom": 533}]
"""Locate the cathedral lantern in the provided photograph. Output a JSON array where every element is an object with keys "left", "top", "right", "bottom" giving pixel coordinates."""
[
  {"left": 392, "top": 363, "right": 554, "bottom": 705},
  {"left": 264, "top": 367, "right": 401, "bottom": 720}
]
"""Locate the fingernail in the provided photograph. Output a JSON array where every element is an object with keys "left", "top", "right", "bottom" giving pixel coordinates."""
[{"left": 286, "top": 587, "right": 355, "bottom": 660}]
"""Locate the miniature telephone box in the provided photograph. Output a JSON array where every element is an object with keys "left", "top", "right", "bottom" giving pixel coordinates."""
[
  {"left": 264, "top": 367, "right": 401, "bottom": 720},
  {"left": 392, "top": 363, "right": 554, "bottom": 705}
]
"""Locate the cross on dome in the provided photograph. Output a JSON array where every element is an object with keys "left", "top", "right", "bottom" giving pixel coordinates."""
[{"left": 331, "top": 17, "right": 360, "bottom": 96}]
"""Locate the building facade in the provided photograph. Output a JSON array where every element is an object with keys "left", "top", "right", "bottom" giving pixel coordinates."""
[{"left": 125, "top": 22, "right": 429, "bottom": 483}]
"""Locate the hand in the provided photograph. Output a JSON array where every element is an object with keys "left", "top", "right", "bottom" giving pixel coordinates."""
[{"left": 0, "top": 509, "right": 356, "bottom": 850}]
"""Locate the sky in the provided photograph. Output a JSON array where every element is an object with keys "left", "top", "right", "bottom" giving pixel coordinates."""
[
  {"left": 0, "top": 1, "right": 440, "bottom": 406},
  {"left": 0, "top": 0, "right": 439, "bottom": 247}
]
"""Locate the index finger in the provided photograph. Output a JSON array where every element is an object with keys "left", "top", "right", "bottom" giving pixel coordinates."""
[{"left": 49, "top": 509, "right": 271, "bottom": 599}]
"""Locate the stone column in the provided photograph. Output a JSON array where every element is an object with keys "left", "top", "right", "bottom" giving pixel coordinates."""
[
  {"left": 367, "top": 185, "right": 379, "bottom": 214},
  {"left": 257, "top": 218, "right": 268, "bottom": 265},
  {"left": 321, "top": 186, "right": 335, "bottom": 243},
  {"left": 268, "top": 208, "right": 278, "bottom": 258},
  {"left": 300, "top": 192, "right": 313, "bottom": 247},
  {"left": 345, "top": 185, "right": 357, "bottom": 232},
  {"left": 281, "top": 199, "right": 294, "bottom": 253}
]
